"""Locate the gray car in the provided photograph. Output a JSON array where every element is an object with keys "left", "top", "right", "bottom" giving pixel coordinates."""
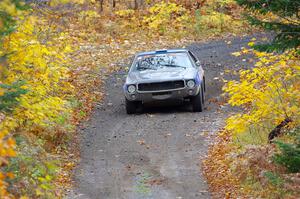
[{"left": 123, "top": 49, "right": 205, "bottom": 114}]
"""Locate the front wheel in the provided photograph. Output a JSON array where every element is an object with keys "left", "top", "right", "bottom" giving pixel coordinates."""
[
  {"left": 191, "top": 89, "right": 203, "bottom": 112},
  {"left": 201, "top": 83, "right": 205, "bottom": 104},
  {"left": 125, "top": 98, "right": 138, "bottom": 114}
]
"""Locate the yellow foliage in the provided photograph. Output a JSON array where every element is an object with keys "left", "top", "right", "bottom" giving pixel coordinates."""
[
  {"left": 0, "top": 129, "right": 16, "bottom": 198},
  {"left": 1, "top": 16, "right": 73, "bottom": 129},
  {"left": 113, "top": 0, "right": 248, "bottom": 39},
  {"left": 142, "top": 2, "right": 191, "bottom": 33},
  {"left": 223, "top": 50, "right": 300, "bottom": 144},
  {"left": 115, "top": 9, "right": 135, "bottom": 18},
  {"left": 206, "top": 0, "right": 236, "bottom": 6},
  {"left": 0, "top": 1, "right": 26, "bottom": 197},
  {"left": 49, "top": 0, "right": 85, "bottom": 6},
  {"left": 79, "top": 10, "right": 100, "bottom": 19},
  {"left": 0, "top": 0, "right": 24, "bottom": 16},
  {"left": 197, "top": 10, "right": 243, "bottom": 33},
  {"left": 0, "top": 2, "right": 74, "bottom": 197}
]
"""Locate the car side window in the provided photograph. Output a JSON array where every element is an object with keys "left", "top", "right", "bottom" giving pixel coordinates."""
[{"left": 188, "top": 51, "right": 198, "bottom": 63}]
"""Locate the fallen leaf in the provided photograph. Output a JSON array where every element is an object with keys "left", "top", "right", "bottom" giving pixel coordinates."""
[
  {"left": 137, "top": 140, "right": 145, "bottom": 145},
  {"left": 231, "top": 52, "right": 241, "bottom": 57}
]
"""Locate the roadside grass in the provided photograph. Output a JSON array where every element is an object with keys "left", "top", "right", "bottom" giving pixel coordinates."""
[{"left": 233, "top": 127, "right": 268, "bottom": 146}]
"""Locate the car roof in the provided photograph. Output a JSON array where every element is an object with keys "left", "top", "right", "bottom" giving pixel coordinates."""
[{"left": 136, "top": 48, "right": 189, "bottom": 56}]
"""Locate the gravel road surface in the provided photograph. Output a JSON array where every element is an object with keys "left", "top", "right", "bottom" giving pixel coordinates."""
[{"left": 67, "top": 34, "right": 267, "bottom": 199}]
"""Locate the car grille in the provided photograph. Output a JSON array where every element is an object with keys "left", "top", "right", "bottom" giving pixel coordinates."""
[{"left": 138, "top": 80, "right": 185, "bottom": 92}]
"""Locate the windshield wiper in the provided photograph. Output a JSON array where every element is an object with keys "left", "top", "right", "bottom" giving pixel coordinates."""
[{"left": 163, "top": 64, "right": 186, "bottom": 69}]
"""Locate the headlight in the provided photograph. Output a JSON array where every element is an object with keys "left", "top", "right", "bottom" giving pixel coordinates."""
[
  {"left": 187, "top": 80, "right": 195, "bottom": 88},
  {"left": 127, "top": 85, "right": 136, "bottom": 93}
]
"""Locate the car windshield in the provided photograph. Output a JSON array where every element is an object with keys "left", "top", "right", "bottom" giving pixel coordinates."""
[{"left": 132, "top": 52, "right": 193, "bottom": 71}]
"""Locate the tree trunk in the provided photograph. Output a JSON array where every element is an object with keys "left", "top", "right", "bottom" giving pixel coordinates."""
[
  {"left": 268, "top": 117, "right": 292, "bottom": 142},
  {"left": 112, "top": 0, "right": 116, "bottom": 8},
  {"left": 99, "top": 0, "right": 104, "bottom": 12},
  {"left": 134, "top": 0, "right": 138, "bottom": 10}
]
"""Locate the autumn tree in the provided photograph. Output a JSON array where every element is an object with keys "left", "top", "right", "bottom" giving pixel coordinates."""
[{"left": 236, "top": 0, "right": 300, "bottom": 52}]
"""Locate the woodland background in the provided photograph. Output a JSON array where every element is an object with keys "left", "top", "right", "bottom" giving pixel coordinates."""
[{"left": 0, "top": 0, "right": 299, "bottom": 198}]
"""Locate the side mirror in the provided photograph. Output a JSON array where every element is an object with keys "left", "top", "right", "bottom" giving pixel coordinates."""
[{"left": 195, "top": 61, "right": 201, "bottom": 67}]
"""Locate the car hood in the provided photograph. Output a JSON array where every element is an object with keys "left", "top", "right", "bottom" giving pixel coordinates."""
[{"left": 126, "top": 67, "right": 196, "bottom": 84}]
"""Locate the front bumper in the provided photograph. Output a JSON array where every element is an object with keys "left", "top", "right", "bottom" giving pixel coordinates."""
[{"left": 124, "top": 86, "right": 200, "bottom": 103}]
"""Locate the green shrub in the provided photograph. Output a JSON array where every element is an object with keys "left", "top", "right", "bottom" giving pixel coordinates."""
[
  {"left": 273, "top": 132, "right": 300, "bottom": 173},
  {"left": 264, "top": 171, "right": 284, "bottom": 187},
  {"left": 0, "top": 81, "right": 27, "bottom": 112}
]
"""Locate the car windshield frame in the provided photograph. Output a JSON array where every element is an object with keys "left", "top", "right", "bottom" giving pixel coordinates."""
[{"left": 130, "top": 52, "right": 195, "bottom": 72}]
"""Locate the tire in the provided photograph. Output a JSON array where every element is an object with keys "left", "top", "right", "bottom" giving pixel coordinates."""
[
  {"left": 125, "top": 98, "right": 138, "bottom": 114},
  {"left": 203, "top": 76, "right": 206, "bottom": 92},
  {"left": 201, "top": 83, "right": 205, "bottom": 104},
  {"left": 191, "top": 88, "right": 203, "bottom": 112}
]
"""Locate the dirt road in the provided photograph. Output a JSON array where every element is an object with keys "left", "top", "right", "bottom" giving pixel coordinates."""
[{"left": 67, "top": 34, "right": 264, "bottom": 199}]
